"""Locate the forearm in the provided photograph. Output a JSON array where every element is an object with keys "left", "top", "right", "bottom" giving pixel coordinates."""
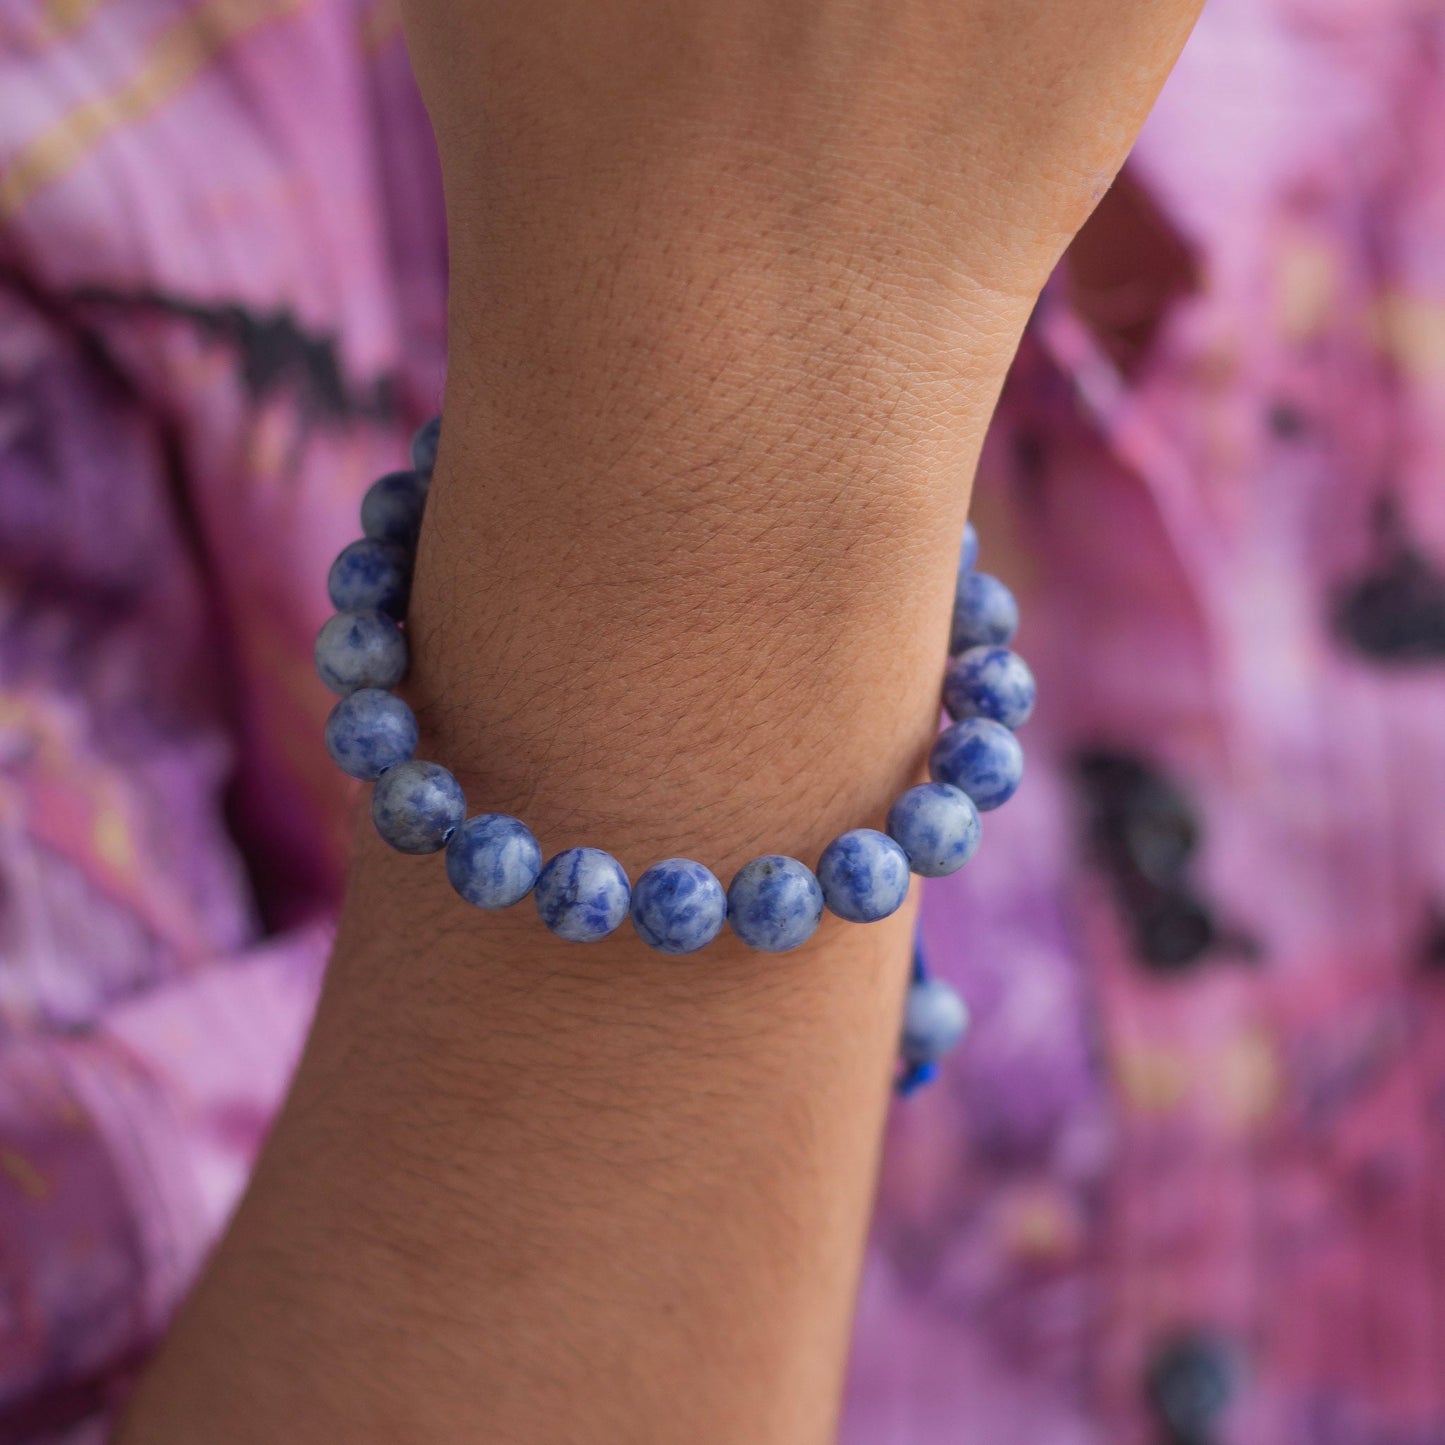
[
  {"left": 123, "top": 294, "right": 966, "bottom": 1445},
  {"left": 121, "top": 4, "right": 1201, "bottom": 1442}
]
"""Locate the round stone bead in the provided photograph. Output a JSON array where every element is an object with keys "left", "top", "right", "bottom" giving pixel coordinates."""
[
  {"left": 900, "top": 976, "right": 969, "bottom": 1064},
  {"left": 327, "top": 537, "right": 411, "bottom": 618},
  {"left": 371, "top": 760, "right": 465, "bottom": 854},
  {"left": 959, "top": 520, "right": 980, "bottom": 575},
  {"left": 630, "top": 858, "right": 727, "bottom": 954},
  {"left": 726, "top": 855, "right": 825, "bottom": 952},
  {"left": 886, "top": 782, "right": 982, "bottom": 878},
  {"left": 535, "top": 847, "right": 631, "bottom": 942},
  {"left": 410, "top": 415, "right": 441, "bottom": 476},
  {"left": 929, "top": 717, "right": 1024, "bottom": 811},
  {"left": 446, "top": 814, "right": 543, "bottom": 909},
  {"left": 361, "top": 469, "right": 428, "bottom": 551},
  {"left": 314, "top": 609, "right": 408, "bottom": 695},
  {"left": 324, "top": 688, "right": 418, "bottom": 781},
  {"left": 943, "top": 646, "right": 1036, "bottom": 730},
  {"left": 817, "top": 829, "right": 911, "bottom": 924},
  {"left": 949, "top": 570, "right": 1019, "bottom": 654}
]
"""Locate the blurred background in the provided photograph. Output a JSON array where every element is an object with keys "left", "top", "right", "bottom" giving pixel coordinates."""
[{"left": 3, "top": 0, "right": 1445, "bottom": 1441}]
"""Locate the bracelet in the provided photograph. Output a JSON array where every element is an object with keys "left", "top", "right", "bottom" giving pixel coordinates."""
[{"left": 315, "top": 418, "right": 1035, "bottom": 1092}]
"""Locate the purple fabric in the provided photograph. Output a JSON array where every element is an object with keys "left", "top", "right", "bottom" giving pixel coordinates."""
[{"left": 4, "top": 1, "right": 1445, "bottom": 1441}]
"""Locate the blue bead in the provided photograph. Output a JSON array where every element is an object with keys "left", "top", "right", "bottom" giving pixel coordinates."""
[
  {"left": 896, "top": 1059, "right": 939, "bottom": 1096},
  {"left": 324, "top": 688, "right": 418, "bottom": 781},
  {"left": 630, "top": 858, "right": 727, "bottom": 954},
  {"left": 943, "top": 646, "right": 1036, "bottom": 730},
  {"left": 816, "top": 829, "right": 911, "bottom": 924},
  {"left": 726, "top": 855, "right": 824, "bottom": 952},
  {"left": 929, "top": 717, "right": 1024, "bottom": 811},
  {"left": 327, "top": 538, "right": 411, "bottom": 618},
  {"left": 900, "top": 977, "right": 969, "bottom": 1063},
  {"left": 446, "top": 814, "right": 543, "bottom": 909},
  {"left": 361, "top": 469, "right": 428, "bottom": 552},
  {"left": 314, "top": 609, "right": 408, "bottom": 695},
  {"left": 371, "top": 760, "right": 465, "bottom": 854},
  {"left": 959, "top": 521, "right": 979, "bottom": 574},
  {"left": 410, "top": 415, "right": 441, "bottom": 476},
  {"left": 534, "top": 847, "right": 631, "bottom": 942},
  {"left": 886, "top": 783, "right": 981, "bottom": 877},
  {"left": 949, "top": 571, "right": 1018, "bottom": 654}
]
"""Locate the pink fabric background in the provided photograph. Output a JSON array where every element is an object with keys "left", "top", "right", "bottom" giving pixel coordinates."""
[{"left": 3, "top": 0, "right": 1445, "bottom": 1440}]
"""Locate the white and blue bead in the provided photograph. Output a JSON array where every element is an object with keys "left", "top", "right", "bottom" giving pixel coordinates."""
[
  {"left": 446, "top": 814, "right": 543, "bottom": 909},
  {"left": 361, "top": 469, "right": 429, "bottom": 551},
  {"left": 727, "top": 855, "right": 825, "bottom": 952},
  {"left": 886, "top": 783, "right": 981, "bottom": 878},
  {"left": 315, "top": 454, "right": 1027, "bottom": 1092},
  {"left": 630, "top": 858, "right": 728, "bottom": 954},
  {"left": 901, "top": 974, "right": 970, "bottom": 1063},
  {"left": 535, "top": 847, "right": 632, "bottom": 942},
  {"left": 325, "top": 688, "right": 418, "bottom": 781},
  {"left": 929, "top": 716, "right": 1025, "bottom": 811},
  {"left": 410, "top": 415, "right": 442, "bottom": 477},
  {"left": 950, "top": 570, "right": 1018, "bottom": 653},
  {"left": 817, "top": 829, "right": 911, "bottom": 924},
  {"left": 327, "top": 537, "right": 412, "bottom": 618},
  {"left": 958, "top": 520, "right": 980, "bottom": 575},
  {"left": 315, "top": 608, "right": 408, "bottom": 695},
  {"left": 372, "top": 759, "right": 466, "bottom": 854},
  {"left": 943, "top": 645, "right": 1036, "bottom": 730}
]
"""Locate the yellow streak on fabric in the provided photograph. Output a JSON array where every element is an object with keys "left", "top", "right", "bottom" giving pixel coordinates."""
[
  {"left": 1277, "top": 238, "right": 1341, "bottom": 343},
  {"left": 92, "top": 803, "right": 135, "bottom": 873},
  {"left": 0, "top": 0, "right": 309, "bottom": 221},
  {"left": 360, "top": 0, "right": 401, "bottom": 53},
  {"left": 1115, "top": 1044, "right": 1191, "bottom": 1114},
  {"left": 38, "top": 0, "right": 108, "bottom": 41},
  {"left": 1373, "top": 291, "right": 1445, "bottom": 380},
  {"left": 0, "top": 1147, "right": 50, "bottom": 1202}
]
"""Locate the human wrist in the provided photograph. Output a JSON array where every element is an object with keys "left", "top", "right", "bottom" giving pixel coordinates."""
[{"left": 404, "top": 256, "right": 1022, "bottom": 864}]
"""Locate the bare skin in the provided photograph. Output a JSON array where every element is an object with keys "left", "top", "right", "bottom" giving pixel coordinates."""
[{"left": 120, "top": 5, "right": 1203, "bottom": 1442}]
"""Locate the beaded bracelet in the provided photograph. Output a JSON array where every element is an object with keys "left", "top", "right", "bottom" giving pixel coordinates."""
[{"left": 315, "top": 417, "right": 1035, "bottom": 1091}]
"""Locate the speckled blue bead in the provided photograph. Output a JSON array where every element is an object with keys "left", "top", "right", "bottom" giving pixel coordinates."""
[
  {"left": 410, "top": 415, "right": 441, "bottom": 476},
  {"left": 324, "top": 688, "right": 418, "bottom": 781},
  {"left": 726, "top": 855, "right": 824, "bottom": 952},
  {"left": 929, "top": 717, "right": 1024, "bottom": 811},
  {"left": 371, "top": 760, "right": 466, "bottom": 854},
  {"left": 959, "top": 521, "right": 979, "bottom": 574},
  {"left": 943, "top": 645, "right": 1036, "bottom": 730},
  {"left": 327, "top": 537, "right": 411, "bottom": 618},
  {"left": 361, "top": 469, "right": 428, "bottom": 551},
  {"left": 629, "top": 858, "right": 727, "bottom": 954},
  {"left": 314, "top": 609, "right": 408, "bottom": 695},
  {"left": 949, "top": 570, "right": 1019, "bottom": 654},
  {"left": 817, "top": 829, "right": 911, "bottom": 924},
  {"left": 446, "top": 814, "right": 543, "bottom": 909},
  {"left": 886, "top": 782, "right": 982, "bottom": 878},
  {"left": 900, "top": 976, "right": 969, "bottom": 1063},
  {"left": 535, "top": 847, "right": 631, "bottom": 942}
]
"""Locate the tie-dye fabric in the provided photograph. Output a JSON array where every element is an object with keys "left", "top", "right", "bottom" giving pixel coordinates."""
[{"left": 3, "top": 1, "right": 1445, "bottom": 1441}]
